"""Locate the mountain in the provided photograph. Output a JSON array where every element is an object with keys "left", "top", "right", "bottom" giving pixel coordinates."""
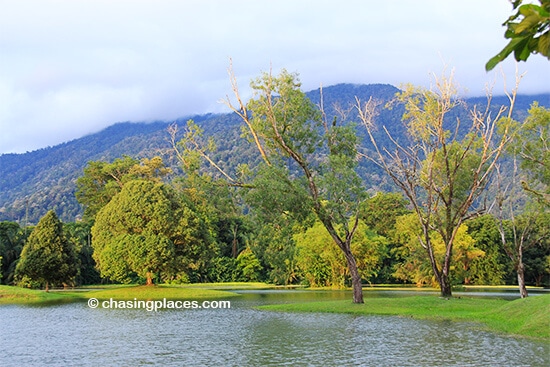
[{"left": 1, "top": 83, "right": 548, "bottom": 224}]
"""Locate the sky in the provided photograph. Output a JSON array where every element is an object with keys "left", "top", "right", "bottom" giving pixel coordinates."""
[{"left": 1, "top": 0, "right": 549, "bottom": 154}]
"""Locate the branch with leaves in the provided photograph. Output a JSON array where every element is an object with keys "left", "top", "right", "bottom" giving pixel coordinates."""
[
  {"left": 168, "top": 120, "right": 252, "bottom": 188},
  {"left": 486, "top": 0, "right": 550, "bottom": 70}
]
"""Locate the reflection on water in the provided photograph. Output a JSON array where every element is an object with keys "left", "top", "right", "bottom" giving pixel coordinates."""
[{"left": 0, "top": 290, "right": 548, "bottom": 366}]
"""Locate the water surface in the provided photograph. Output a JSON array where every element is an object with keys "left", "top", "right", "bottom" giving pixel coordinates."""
[{"left": 0, "top": 290, "right": 547, "bottom": 366}]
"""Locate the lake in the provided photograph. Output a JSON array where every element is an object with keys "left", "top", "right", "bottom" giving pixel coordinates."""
[{"left": 0, "top": 289, "right": 548, "bottom": 366}]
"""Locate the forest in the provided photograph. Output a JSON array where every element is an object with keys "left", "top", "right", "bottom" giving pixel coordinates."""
[{"left": 1, "top": 71, "right": 548, "bottom": 300}]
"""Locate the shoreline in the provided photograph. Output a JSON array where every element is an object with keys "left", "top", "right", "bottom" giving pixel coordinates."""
[
  {"left": 2, "top": 284, "right": 548, "bottom": 341},
  {"left": 258, "top": 294, "right": 550, "bottom": 342}
]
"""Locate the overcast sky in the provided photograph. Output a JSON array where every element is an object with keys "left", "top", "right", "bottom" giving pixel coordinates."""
[{"left": 1, "top": 0, "right": 549, "bottom": 154}]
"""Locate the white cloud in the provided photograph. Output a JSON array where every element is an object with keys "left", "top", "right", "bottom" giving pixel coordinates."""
[{"left": 1, "top": 0, "right": 548, "bottom": 153}]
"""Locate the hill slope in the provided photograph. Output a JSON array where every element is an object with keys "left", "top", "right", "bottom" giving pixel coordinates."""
[{"left": 1, "top": 83, "right": 548, "bottom": 224}]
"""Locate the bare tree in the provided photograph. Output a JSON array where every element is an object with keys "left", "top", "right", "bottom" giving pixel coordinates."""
[{"left": 356, "top": 71, "right": 519, "bottom": 297}]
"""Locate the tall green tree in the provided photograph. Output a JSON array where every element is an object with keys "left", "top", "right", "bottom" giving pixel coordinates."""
[
  {"left": 15, "top": 211, "right": 78, "bottom": 291},
  {"left": 91, "top": 180, "right": 213, "bottom": 285},
  {"left": 169, "top": 120, "right": 255, "bottom": 282},
  {"left": 76, "top": 156, "right": 171, "bottom": 220},
  {"left": 64, "top": 222, "right": 100, "bottom": 285},
  {"left": 489, "top": 104, "right": 549, "bottom": 297},
  {"left": 358, "top": 72, "right": 518, "bottom": 297},
  {"left": 226, "top": 68, "right": 367, "bottom": 303},
  {"left": 295, "top": 220, "right": 387, "bottom": 287},
  {"left": 466, "top": 215, "right": 508, "bottom": 285},
  {"left": 0, "top": 221, "right": 26, "bottom": 284},
  {"left": 512, "top": 103, "right": 550, "bottom": 205},
  {"left": 359, "top": 192, "right": 410, "bottom": 283},
  {"left": 486, "top": 0, "right": 550, "bottom": 71}
]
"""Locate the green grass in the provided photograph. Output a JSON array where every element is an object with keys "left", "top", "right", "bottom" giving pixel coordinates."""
[
  {"left": 0, "top": 285, "right": 78, "bottom": 304},
  {"left": 175, "top": 282, "right": 275, "bottom": 290},
  {"left": 0, "top": 282, "right": 274, "bottom": 304},
  {"left": 70, "top": 282, "right": 275, "bottom": 299},
  {"left": 79, "top": 284, "right": 239, "bottom": 300},
  {"left": 0, "top": 283, "right": 243, "bottom": 304},
  {"left": 258, "top": 294, "right": 550, "bottom": 341}
]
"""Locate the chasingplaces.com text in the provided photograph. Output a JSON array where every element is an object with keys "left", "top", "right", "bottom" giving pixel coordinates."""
[{"left": 87, "top": 297, "right": 231, "bottom": 312}]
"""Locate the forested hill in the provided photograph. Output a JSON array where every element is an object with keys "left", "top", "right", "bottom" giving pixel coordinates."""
[{"left": 0, "top": 83, "right": 548, "bottom": 224}]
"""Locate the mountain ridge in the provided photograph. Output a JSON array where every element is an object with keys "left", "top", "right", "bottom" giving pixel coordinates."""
[{"left": 1, "top": 83, "right": 548, "bottom": 224}]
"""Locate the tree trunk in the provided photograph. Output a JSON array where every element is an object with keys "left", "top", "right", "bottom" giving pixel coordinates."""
[
  {"left": 517, "top": 262, "right": 528, "bottom": 298},
  {"left": 425, "top": 237, "right": 453, "bottom": 298},
  {"left": 232, "top": 236, "right": 238, "bottom": 258},
  {"left": 439, "top": 273, "right": 452, "bottom": 298},
  {"left": 146, "top": 272, "right": 154, "bottom": 286},
  {"left": 342, "top": 247, "right": 364, "bottom": 304},
  {"left": 439, "top": 252, "right": 453, "bottom": 298},
  {"left": 45, "top": 281, "right": 49, "bottom": 292}
]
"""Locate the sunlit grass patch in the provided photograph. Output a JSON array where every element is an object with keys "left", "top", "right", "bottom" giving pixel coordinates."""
[
  {"left": 258, "top": 294, "right": 550, "bottom": 341},
  {"left": 0, "top": 285, "right": 74, "bottom": 304},
  {"left": 174, "top": 282, "right": 275, "bottom": 290},
  {"left": 81, "top": 285, "right": 239, "bottom": 300}
]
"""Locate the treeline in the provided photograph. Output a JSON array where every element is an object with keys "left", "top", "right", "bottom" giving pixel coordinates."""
[
  {"left": 1, "top": 189, "right": 548, "bottom": 288},
  {"left": 1, "top": 73, "right": 549, "bottom": 296}
]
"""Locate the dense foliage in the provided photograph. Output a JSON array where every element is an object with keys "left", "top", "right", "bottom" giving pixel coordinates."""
[
  {"left": 15, "top": 211, "right": 78, "bottom": 290},
  {"left": 91, "top": 180, "right": 214, "bottom": 284},
  {"left": 1, "top": 83, "right": 548, "bottom": 292}
]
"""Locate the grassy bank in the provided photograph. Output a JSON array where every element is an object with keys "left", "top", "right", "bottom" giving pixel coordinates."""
[
  {"left": 176, "top": 282, "right": 275, "bottom": 290},
  {"left": 79, "top": 284, "right": 239, "bottom": 300},
  {"left": 0, "top": 283, "right": 247, "bottom": 304},
  {"left": 0, "top": 285, "right": 76, "bottom": 305},
  {"left": 73, "top": 281, "right": 275, "bottom": 299},
  {"left": 259, "top": 294, "right": 550, "bottom": 341}
]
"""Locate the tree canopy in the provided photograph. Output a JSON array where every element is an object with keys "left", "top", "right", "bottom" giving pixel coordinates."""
[
  {"left": 76, "top": 156, "right": 171, "bottom": 220},
  {"left": 225, "top": 68, "right": 367, "bottom": 303},
  {"left": 91, "top": 180, "right": 213, "bottom": 285},
  {"left": 15, "top": 211, "right": 78, "bottom": 291},
  {"left": 511, "top": 103, "right": 550, "bottom": 205},
  {"left": 357, "top": 72, "right": 518, "bottom": 297}
]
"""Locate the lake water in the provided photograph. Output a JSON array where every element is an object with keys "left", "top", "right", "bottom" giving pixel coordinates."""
[{"left": 0, "top": 290, "right": 548, "bottom": 366}]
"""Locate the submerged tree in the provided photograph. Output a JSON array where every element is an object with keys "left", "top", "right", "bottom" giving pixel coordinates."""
[
  {"left": 225, "top": 67, "right": 367, "bottom": 303},
  {"left": 15, "top": 211, "right": 78, "bottom": 291},
  {"left": 357, "top": 71, "right": 518, "bottom": 297}
]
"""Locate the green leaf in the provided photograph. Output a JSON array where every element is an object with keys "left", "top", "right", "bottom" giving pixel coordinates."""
[
  {"left": 518, "top": 4, "right": 540, "bottom": 16},
  {"left": 485, "top": 37, "right": 524, "bottom": 70},
  {"left": 538, "top": 30, "right": 550, "bottom": 57},
  {"left": 514, "top": 37, "right": 532, "bottom": 61},
  {"left": 515, "top": 13, "right": 543, "bottom": 34}
]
